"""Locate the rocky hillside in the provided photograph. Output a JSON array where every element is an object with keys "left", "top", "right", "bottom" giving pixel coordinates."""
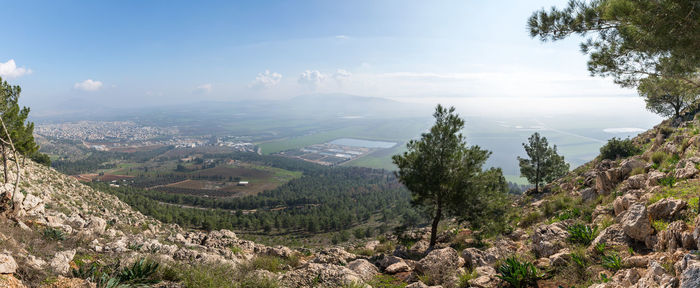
[{"left": 1, "top": 117, "right": 700, "bottom": 288}]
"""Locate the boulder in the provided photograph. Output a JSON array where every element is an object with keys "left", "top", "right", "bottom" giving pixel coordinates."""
[
  {"left": 680, "top": 262, "right": 700, "bottom": 288},
  {"left": 347, "top": 259, "right": 379, "bottom": 282},
  {"left": 613, "top": 194, "right": 639, "bottom": 216},
  {"left": 646, "top": 171, "right": 667, "bottom": 187},
  {"left": 386, "top": 261, "right": 411, "bottom": 274},
  {"left": 654, "top": 221, "right": 696, "bottom": 252},
  {"left": 313, "top": 248, "right": 357, "bottom": 266},
  {"left": 363, "top": 240, "right": 379, "bottom": 251},
  {"left": 694, "top": 215, "right": 700, "bottom": 249},
  {"left": 548, "top": 249, "right": 571, "bottom": 267},
  {"left": 377, "top": 255, "right": 404, "bottom": 270},
  {"left": 461, "top": 248, "right": 497, "bottom": 268},
  {"left": 648, "top": 198, "right": 687, "bottom": 221},
  {"left": 625, "top": 174, "right": 647, "bottom": 190},
  {"left": 405, "top": 282, "right": 429, "bottom": 288},
  {"left": 531, "top": 223, "right": 569, "bottom": 258},
  {"left": 624, "top": 256, "right": 649, "bottom": 268},
  {"left": 0, "top": 251, "right": 17, "bottom": 274},
  {"left": 620, "top": 158, "right": 646, "bottom": 175},
  {"left": 580, "top": 187, "right": 597, "bottom": 202},
  {"left": 50, "top": 250, "right": 76, "bottom": 275},
  {"left": 85, "top": 216, "right": 107, "bottom": 235},
  {"left": 635, "top": 261, "right": 678, "bottom": 288},
  {"left": 674, "top": 160, "right": 699, "bottom": 179},
  {"left": 417, "top": 247, "right": 464, "bottom": 287},
  {"left": 591, "top": 224, "right": 633, "bottom": 248},
  {"left": 280, "top": 263, "right": 364, "bottom": 288},
  {"left": 620, "top": 204, "right": 653, "bottom": 242}
]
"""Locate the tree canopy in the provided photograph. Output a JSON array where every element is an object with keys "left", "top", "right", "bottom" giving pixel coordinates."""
[
  {"left": 518, "top": 133, "right": 569, "bottom": 193},
  {"left": 528, "top": 0, "right": 700, "bottom": 88},
  {"left": 392, "top": 105, "right": 508, "bottom": 247},
  {"left": 637, "top": 76, "right": 700, "bottom": 118}
]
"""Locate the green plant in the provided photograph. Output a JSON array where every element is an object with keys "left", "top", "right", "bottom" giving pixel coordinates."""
[
  {"left": 652, "top": 219, "right": 669, "bottom": 232},
  {"left": 519, "top": 211, "right": 541, "bottom": 228},
  {"left": 651, "top": 151, "right": 666, "bottom": 168},
  {"left": 599, "top": 137, "right": 642, "bottom": 160},
  {"left": 658, "top": 176, "right": 677, "bottom": 188},
  {"left": 368, "top": 275, "right": 407, "bottom": 288},
  {"left": 496, "top": 257, "right": 543, "bottom": 288},
  {"left": 594, "top": 243, "right": 607, "bottom": 255},
  {"left": 118, "top": 258, "right": 160, "bottom": 285},
  {"left": 599, "top": 273, "right": 611, "bottom": 283},
  {"left": 601, "top": 254, "right": 622, "bottom": 272},
  {"left": 458, "top": 269, "right": 478, "bottom": 288},
  {"left": 42, "top": 227, "right": 65, "bottom": 241},
  {"left": 567, "top": 224, "right": 597, "bottom": 245},
  {"left": 570, "top": 252, "right": 587, "bottom": 270}
]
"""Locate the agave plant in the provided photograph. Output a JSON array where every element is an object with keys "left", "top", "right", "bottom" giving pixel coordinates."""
[
  {"left": 118, "top": 258, "right": 160, "bottom": 285},
  {"left": 567, "top": 224, "right": 597, "bottom": 246},
  {"left": 601, "top": 253, "right": 622, "bottom": 272},
  {"left": 496, "top": 256, "right": 543, "bottom": 288}
]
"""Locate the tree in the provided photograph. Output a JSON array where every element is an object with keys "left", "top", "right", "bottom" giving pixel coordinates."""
[
  {"left": 637, "top": 76, "right": 700, "bottom": 118},
  {"left": 392, "top": 105, "right": 508, "bottom": 248},
  {"left": 0, "top": 78, "right": 43, "bottom": 182},
  {"left": 518, "top": 133, "right": 569, "bottom": 194},
  {"left": 528, "top": 0, "right": 700, "bottom": 88}
]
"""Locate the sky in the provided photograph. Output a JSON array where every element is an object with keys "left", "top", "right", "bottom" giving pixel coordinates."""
[{"left": 0, "top": 0, "right": 645, "bottom": 112}]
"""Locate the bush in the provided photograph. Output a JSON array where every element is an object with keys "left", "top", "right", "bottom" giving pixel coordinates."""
[
  {"left": 72, "top": 258, "right": 160, "bottom": 287},
  {"left": 658, "top": 176, "right": 677, "bottom": 188},
  {"left": 601, "top": 253, "right": 622, "bottom": 271},
  {"left": 567, "top": 224, "right": 597, "bottom": 246},
  {"left": 519, "top": 211, "right": 541, "bottom": 228},
  {"left": 496, "top": 257, "right": 543, "bottom": 288},
  {"left": 600, "top": 138, "right": 641, "bottom": 160},
  {"left": 42, "top": 227, "right": 65, "bottom": 241},
  {"left": 651, "top": 151, "right": 667, "bottom": 168}
]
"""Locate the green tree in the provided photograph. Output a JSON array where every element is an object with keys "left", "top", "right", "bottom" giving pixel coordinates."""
[
  {"left": 518, "top": 133, "right": 569, "bottom": 194},
  {"left": 528, "top": 0, "right": 700, "bottom": 88},
  {"left": 0, "top": 77, "right": 42, "bottom": 182},
  {"left": 637, "top": 76, "right": 700, "bottom": 118},
  {"left": 392, "top": 105, "right": 508, "bottom": 248}
]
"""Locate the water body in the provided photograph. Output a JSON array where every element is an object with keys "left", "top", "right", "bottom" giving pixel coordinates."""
[{"left": 330, "top": 138, "right": 397, "bottom": 149}]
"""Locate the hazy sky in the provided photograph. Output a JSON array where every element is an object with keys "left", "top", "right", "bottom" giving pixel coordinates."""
[{"left": 1, "top": 0, "right": 637, "bottom": 109}]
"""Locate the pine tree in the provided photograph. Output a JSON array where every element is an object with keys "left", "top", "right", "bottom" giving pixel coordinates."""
[
  {"left": 393, "top": 105, "right": 508, "bottom": 248},
  {"left": 518, "top": 133, "right": 569, "bottom": 194}
]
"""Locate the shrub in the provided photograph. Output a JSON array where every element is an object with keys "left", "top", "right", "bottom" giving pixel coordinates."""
[
  {"left": 496, "top": 257, "right": 543, "bottom": 288},
  {"left": 652, "top": 219, "right": 669, "bottom": 232},
  {"left": 42, "top": 227, "right": 65, "bottom": 241},
  {"left": 600, "top": 138, "right": 641, "bottom": 160},
  {"left": 601, "top": 254, "right": 622, "bottom": 271},
  {"left": 118, "top": 258, "right": 160, "bottom": 285},
  {"left": 594, "top": 243, "right": 607, "bottom": 255},
  {"left": 651, "top": 151, "right": 666, "bottom": 168},
  {"left": 658, "top": 176, "right": 677, "bottom": 188},
  {"left": 567, "top": 224, "right": 597, "bottom": 246},
  {"left": 519, "top": 211, "right": 541, "bottom": 228}
]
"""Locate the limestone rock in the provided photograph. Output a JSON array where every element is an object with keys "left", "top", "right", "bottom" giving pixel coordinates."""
[
  {"left": 591, "top": 224, "right": 633, "bottom": 248},
  {"left": 648, "top": 198, "right": 687, "bottom": 221},
  {"left": 680, "top": 262, "right": 700, "bottom": 288},
  {"left": 613, "top": 194, "right": 638, "bottom": 216},
  {"left": 280, "top": 263, "right": 364, "bottom": 288},
  {"left": 0, "top": 251, "right": 17, "bottom": 274},
  {"left": 620, "top": 204, "right": 653, "bottom": 242},
  {"left": 417, "top": 247, "right": 464, "bottom": 287},
  {"left": 674, "top": 159, "right": 699, "bottom": 179},
  {"left": 347, "top": 259, "right": 378, "bottom": 282},
  {"left": 646, "top": 171, "right": 666, "bottom": 187},
  {"left": 386, "top": 261, "right": 411, "bottom": 274},
  {"left": 531, "top": 222, "right": 569, "bottom": 258},
  {"left": 50, "top": 250, "right": 76, "bottom": 275}
]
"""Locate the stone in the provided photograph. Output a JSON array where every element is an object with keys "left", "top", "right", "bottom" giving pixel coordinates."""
[
  {"left": 625, "top": 174, "right": 647, "bottom": 190},
  {"left": 39, "top": 276, "right": 95, "bottom": 288},
  {"left": 461, "top": 248, "right": 497, "bottom": 268},
  {"left": 417, "top": 247, "right": 464, "bottom": 287},
  {"left": 591, "top": 224, "right": 633, "bottom": 248},
  {"left": 646, "top": 171, "right": 666, "bottom": 187},
  {"left": 674, "top": 160, "right": 699, "bottom": 179},
  {"left": 378, "top": 255, "right": 403, "bottom": 270},
  {"left": 347, "top": 259, "right": 378, "bottom": 282},
  {"left": 405, "top": 281, "right": 429, "bottom": 288},
  {"left": 363, "top": 240, "right": 379, "bottom": 251},
  {"left": 386, "top": 261, "right": 411, "bottom": 274},
  {"left": 50, "top": 250, "right": 76, "bottom": 275},
  {"left": 648, "top": 198, "right": 687, "bottom": 221},
  {"left": 531, "top": 222, "right": 569, "bottom": 258},
  {"left": 654, "top": 221, "right": 694, "bottom": 252},
  {"left": 613, "top": 194, "right": 638, "bottom": 216},
  {"left": 580, "top": 187, "right": 597, "bottom": 202},
  {"left": 0, "top": 251, "right": 18, "bottom": 274},
  {"left": 680, "top": 262, "right": 700, "bottom": 288},
  {"left": 280, "top": 263, "right": 364, "bottom": 288},
  {"left": 620, "top": 204, "right": 653, "bottom": 242},
  {"left": 549, "top": 249, "right": 571, "bottom": 267}
]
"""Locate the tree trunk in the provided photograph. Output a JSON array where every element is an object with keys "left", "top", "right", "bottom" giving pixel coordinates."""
[
  {"left": 1, "top": 144, "right": 6, "bottom": 184},
  {"left": 429, "top": 198, "right": 442, "bottom": 248}
]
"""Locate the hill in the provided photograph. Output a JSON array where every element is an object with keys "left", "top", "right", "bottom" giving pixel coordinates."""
[{"left": 1, "top": 116, "right": 700, "bottom": 288}]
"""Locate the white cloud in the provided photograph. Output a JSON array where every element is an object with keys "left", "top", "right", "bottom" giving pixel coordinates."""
[
  {"left": 250, "top": 70, "right": 282, "bottom": 88},
  {"left": 195, "top": 83, "right": 212, "bottom": 94},
  {"left": 333, "top": 69, "right": 352, "bottom": 82},
  {"left": 74, "top": 79, "right": 103, "bottom": 91},
  {"left": 335, "top": 35, "right": 349, "bottom": 40},
  {"left": 0, "top": 59, "right": 32, "bottom": 78},
  {"left": 298, "top": 70, "right": 327, "bottom": 89}
]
